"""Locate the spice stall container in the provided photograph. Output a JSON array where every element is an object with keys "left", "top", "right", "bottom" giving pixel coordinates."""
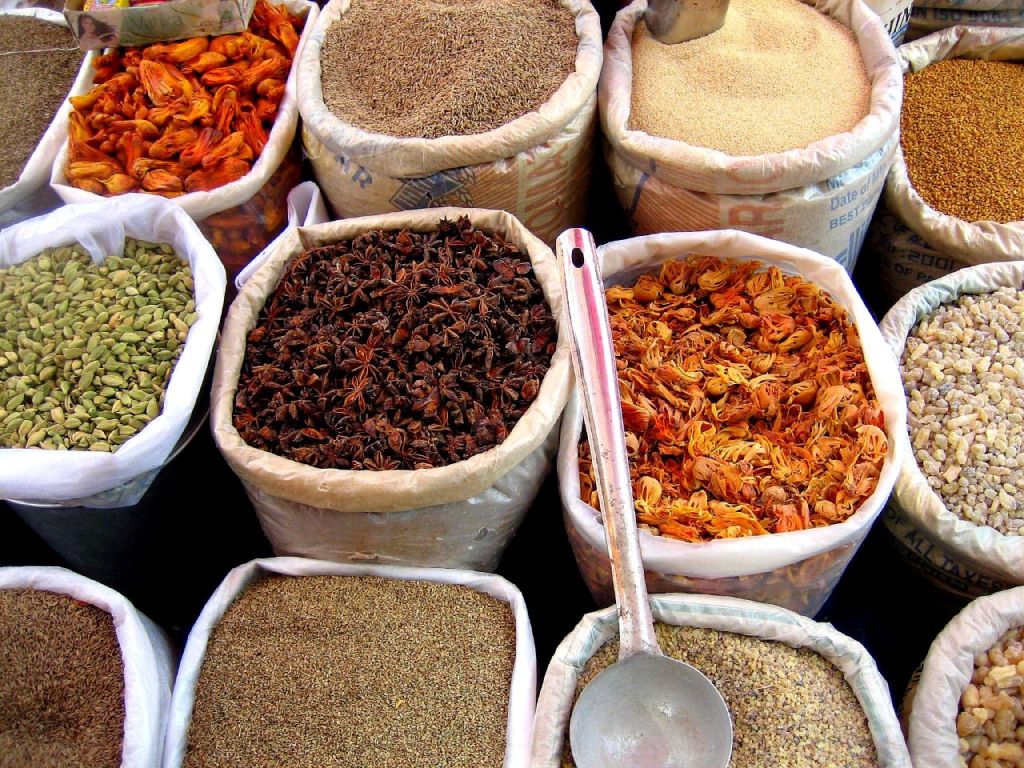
[
  {"left": 0, "top": 196, "right": 224, "bottom": 589},
  {"left": 163, "top": 557, "right": 536, "bottom": 768},
  {"left": 864, "top": 26, "right": 1024, "bottom": 310},
  {"left": 0, "top": 565, "right": 174, "bottom": 768},
  {"left": 558, "top": 229, "right": 906, "bottom": 615},
  {"left": 600, "top": 0, "right": 903, "bottom": 271},
  {"left": 50, "top": 0, "right": 318, "bottom": 285},
  {"left": 211, "top": 207, "right": 571, "bottom": 571},
  {"left": 879, "top": 261, "right": 1024, "bottom": 599},
  {"left": 0, "top": 8, "right": 88, "bottom": 229},
  {"left": 296, "top": 0, "right": 602, "bottom": 246},
  {"left": 904, "top": 586, "right": 1024, "bottom": 768},
  {"left": 531, "top": 593, "right": 911, "bottom": 768}
]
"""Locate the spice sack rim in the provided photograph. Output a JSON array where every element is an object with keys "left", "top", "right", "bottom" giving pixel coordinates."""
[
  {"left": 883, "top": 26, "right": 1024, "bottom": 266},
  {"left": 530, "top": 592, "right": 911, "bottom": 768},
  {"left": 211, "top": 206, "right": 572, "bottom": 515},
  {"left": 600, "top": 0, "right": 903, "bottom": 195},
  {"left": 906, "top": 585, "right": 1024, "bottom": 767},
  {"left": 48, "top": 0, "right": 319, "bottom": 220},
  {"left": 879, "top": 260, "right": 1024, "bottom": 584},
  {"left": 295, "top": 0, "right": 603, "bottom": 178},
  {"left": 558, "top": 229, "right": 908, "bottom": 580},
  {"left": 0, "top": 194, "right": 225, "bottom": 503},
  {"left": 162, "top": 556, "right": 537, "bottom": 768},
  {"left": 0, "top": 564, "right": 175, "bottom": 768},
  {"left": 0, "top": 8, "right": 90, "bottom": 217}
]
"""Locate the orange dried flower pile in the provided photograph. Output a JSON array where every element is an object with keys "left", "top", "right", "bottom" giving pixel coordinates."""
[
  {"left": 579, "top": 256, "right": 888, "bottom": 543},
  {"left": 65, "top": 0, "right": 303, "bottom": 197}
]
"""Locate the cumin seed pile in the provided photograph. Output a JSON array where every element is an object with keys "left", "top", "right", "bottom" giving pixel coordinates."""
[
  {"left": 184, "top": 575, "right": 516, "bottom": 768},
  {"left": 0, "top": 589, "right": 125, "bottom": 768},
  {"left": 320, "top": 0, "right": 578, "bottom": 138}
]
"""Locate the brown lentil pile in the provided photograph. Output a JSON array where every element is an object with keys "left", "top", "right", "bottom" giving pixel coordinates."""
[
  {"left": 185, "top": 575, "right": 516, "bottom": 768},
  {"left": 630, "top": 0, "right": 870, "bottom": 154},
  {"left": 233, "top": 216, "right": 557, "bottom": 470},
  {"left": 957, "top": 626, "right": 1024, "bottom": 767},
  {"left": 561, "top": 624, "right": 877, "bottom": 768},
  {"left": 903, "top": 288, "right": 1024, "bottom": 534},
  {"left": 0, "top": 17, "right": 82, "bottom": 189},
  {"left": 0, "top": 588, "right": 125, "bottom": 768},
  {"left": 902, "top": 59, "right": 1024, "bottom": 223},
  {"left": 320, "top": 0, "right": 578, "bottom": 138}
]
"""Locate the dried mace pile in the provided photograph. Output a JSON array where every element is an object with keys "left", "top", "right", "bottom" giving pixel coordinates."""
[
  {"left": 580, "top": 256, "right": 887, "bottom": 542},
  {"left": 234, "top": 216, "right": 557, "bottom": 470}
]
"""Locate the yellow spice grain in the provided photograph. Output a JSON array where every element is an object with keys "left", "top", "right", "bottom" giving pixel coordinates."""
[{"left": 629, "top": 0, "right": 871, "bottom": 155}]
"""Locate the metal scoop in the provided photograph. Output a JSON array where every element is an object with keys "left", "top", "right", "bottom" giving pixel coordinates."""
[
  {"left": 646, "top": 0, "right": 730, "bottom": 43},
  {"left": 557, "top": 228, "right": 733, "bottom": 768}
]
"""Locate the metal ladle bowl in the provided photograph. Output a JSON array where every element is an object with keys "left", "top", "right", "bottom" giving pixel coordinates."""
[
  {"left": 646, "top": 0, "right": 730, "bottom": 43},
  {"left": 557, "top": 228, "right": 733, "bottom": 768}
]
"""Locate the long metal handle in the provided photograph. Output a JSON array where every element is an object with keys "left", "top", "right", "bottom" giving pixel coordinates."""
[{"left": 557, "top": 228, "right": 660, "bottom": 660}]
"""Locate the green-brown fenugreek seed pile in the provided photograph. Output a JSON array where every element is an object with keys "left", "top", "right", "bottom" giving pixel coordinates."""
[
  {"left": 0, "top": 588, "right": 125, "bottom": 768},
  {"left": 0, "top": 239, "right": 197, "bottom": 452},
  {"left": 561, "top": 624, "right": 877, "bottom": 768},
  {"left": 185, "top": 575, "right": 516, "bottom": 768},
  {"left": 902, "top": 59, "right": 1024, "bottom": 223}
]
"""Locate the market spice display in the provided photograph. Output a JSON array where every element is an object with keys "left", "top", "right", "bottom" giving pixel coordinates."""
[
  {"left": 234, "top": 216, "right": 557, "bottom": 470},
  {"left": 320, "top": 0, "right": 577, "bottom": 139},
  {"left": 957, "top": 626, "right": 1024, "bottom": 767},
  {"left": 0, "top": 239, "right": 197, "bottom": 451},
  {"left": 0, "top": 17, "right": 82, "bottom": 189},
  {"left": 184, "top": 575, "right": 515, "bottom": 768},
  {"left": 902, "top": 59, "right": 1024, "bottom": 223},
  {"left": 579, "top": 256, "right": 887, "bottom": 542},
  {"left": 560, "top": 624, "right": 877, "bottom": 768},
  {"left": 903, "top": 288, "right": 1024, "bottom": 534},
  {"left": 0, "top": 589, "right": 125, "bottom": 768},
  {"left": 630, "top": 0, "right": 870, "bottom": 155},
  {"left": 65, "top": 0, "right": 303, "bottom": 196}
]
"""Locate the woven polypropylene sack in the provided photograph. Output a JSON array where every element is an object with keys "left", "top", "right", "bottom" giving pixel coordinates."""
[
  {"left": 879, "top": 260, "right": 1024, "bottom": 589},
  {"left": 163, "top": 557, "right": 536, "bottom": 768},
  {"left": 296, "top": 0, "right": 602, "bottom": 246},
  {"left": 0, "top": 565, "right": 175, "bottom": 768},
  {"left": 600, "top": 0, "right": 903, "bottom": 271},
  {"left": 558, "top": 230, "right": 906, "bottom": 615},
  {"left": 531, "top": 593, "right": 910, "bottom": 767},
  {"left": 210, "top": 207, "right": 571, "bottom": 571},
  {"left": 908, "top": 5, "right": 1024, "bottom": 36},
  {"left": 866, "top": 26, "right": 1024, "bottom": 307}
]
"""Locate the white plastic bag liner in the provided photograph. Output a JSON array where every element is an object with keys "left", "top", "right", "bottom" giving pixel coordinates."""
[
  {"left": 531, "top": 593, "right": 910, "bottom": 768},
  {"left": 868, "top": 26, "right": 1024, "bottom": 306},
  {"left": 233, "top": 180, "right": 329, "bottom": 290},
  {"left": 0, "top": 194, "right": 225, "bottom": 502},
  {"left": 601, "top": 0, "right": 903, "bottom": 271},
  {"left": 211, "top": 207, "right": 572, "bottom": 571},
  {"left": 0, "top": 9, "right": 89, "bottom": 228},
  {"left": 50, "top": 0, "right": 318, "bottom": 223},
  {"left": 296, "top": 0, "right": 602, "bottom": 246},
  {"left": 558, "top": 230, "right": 907, "bottom": 615},
  {"left": 163, "top": 556, "right": 536, "bottom": 768},
  {"left": 0, "top": 565, "right": 175, "bottom": 768},
  {"left": 879, "top": 260, "right": 1024, "bottom": 588},
  {"left": 905, "top": 586, "right": 1024, "bottom": 767}
]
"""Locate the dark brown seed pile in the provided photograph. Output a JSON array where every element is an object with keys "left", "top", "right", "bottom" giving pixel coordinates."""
[
  {"left": 320, "top": 0, "right": 578, "bottom": 138},
  {"left": 902, "top": 59, "right": 1024, "bottom": 223},
  {"left": 561, "top": 624, "right": 878, "bottom": 768},
  {"left": 234, "top": 216, "right": 557, "bottom": 470},
  {"left": 185, "top": 575, "right": 516, "bottom": 768},
  {"left": 0, "top": 588, "right": 125, "bottom": 768},
  {"left": 0, "top": 17, "right": 82, "bottom": 189}
]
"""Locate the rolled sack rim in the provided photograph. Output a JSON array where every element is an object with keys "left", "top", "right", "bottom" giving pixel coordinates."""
[
  {"left": 294, "top": 0, "right": 604, "bottom": 178},
  {"left": 600, "top": 0, "right": 904, "bottom": 195},
  {"left": 210, "top": 206, "right": 573, "bottom": 515},
  {"left": 557, "top": 229, "right": 907, "bottom": 580}
]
